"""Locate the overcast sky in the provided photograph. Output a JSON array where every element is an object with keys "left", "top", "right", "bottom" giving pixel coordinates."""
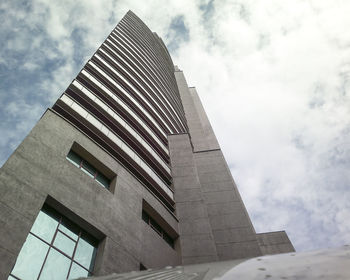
[{"left": 1, "top": 0, "right": 350, "bottom": 252}]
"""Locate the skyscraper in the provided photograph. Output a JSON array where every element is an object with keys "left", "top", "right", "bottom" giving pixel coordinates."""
[{"left": 0, "top": 11, "right": 294, "bottom": 280}]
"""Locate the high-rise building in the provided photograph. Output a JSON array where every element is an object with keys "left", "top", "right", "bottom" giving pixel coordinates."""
[{"left": 0, "top": 11, "right": 294, "bottom": 280}]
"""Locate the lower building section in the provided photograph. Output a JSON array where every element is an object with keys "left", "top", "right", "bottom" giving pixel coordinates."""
[
  {"left": 0, "top": 106, "right": 294, "bottom": 279},
  {"left": 171, "top": 67, "right": 294, "bottom": 264},
  {"left": 169, "top": 134, "right": 263, "bottom": 264},
  {"left": 80, "top": 246, "right": 350, "bottom": 280},
  {"left": 0, "top": 110, "right": 180, "bottom": 279}
]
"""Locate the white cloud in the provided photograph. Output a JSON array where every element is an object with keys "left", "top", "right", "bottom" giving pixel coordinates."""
[
  {"left": 169, "top": 0, "right": 350, "bottom": 251},
  {"left": 21, "top": 62, "right": 40, "bottom": 71}
]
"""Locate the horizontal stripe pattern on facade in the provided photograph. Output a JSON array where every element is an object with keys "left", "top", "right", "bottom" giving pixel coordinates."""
[
  {"left": 105, "top": 34, "right": 185, "bottom": 128},
  {"left": 52, "top": 11, "right": 188, "bottom": 211},
  {"left": 52, "top": 99, "right": 175, "bottom": 211},
  {"left": 65, "top": 81, "right": 171, "bottom": 176}
]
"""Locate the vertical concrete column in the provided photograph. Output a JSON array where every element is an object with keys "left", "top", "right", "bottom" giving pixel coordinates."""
[
  {"left": 174, "top": 67, "right": 262, "bottom": 260},
  {"left": 256, "top": 231, "right": 295, "bottom": 255},
  {"left": 174, "top": 70, "right": 212, "bottom": 152},
  {"left": 194, "top": 150, "right": 262, "bottom": 260},
  {"left": 168, "top": 134, "right": 218, "bottom": 264},
  {"left": 188, "top": 87, "right": 220, "bottom": 150},
  {"left": 0, "top": 146, "right": 47, "bottom": 278}
]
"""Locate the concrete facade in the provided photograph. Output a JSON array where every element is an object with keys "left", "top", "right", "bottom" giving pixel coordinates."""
[
  {"left": 0, "top": 110, "right": 180, "bottom": 278},
  {"left": 257, "top": 231, "right": 295, "bottom": 255},
  {"left": 83, "top": 246, "right": 350, "bottom": 280},
  {"left": 0, "top": 10, "right": 294, "bottom": 280},
  {"left": 172, "top": 68, "right": 263, "bottom": 263}
]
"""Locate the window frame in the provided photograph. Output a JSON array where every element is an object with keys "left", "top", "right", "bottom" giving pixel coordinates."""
[
  {"left": 141, "top": 210, "right": 175, "bottom": 249},
  {"left": 66, "top": 150, "right": 111, "bottom": 190},
  {"left": 9, "top": 205, "right": 98, "bottom": 280}
]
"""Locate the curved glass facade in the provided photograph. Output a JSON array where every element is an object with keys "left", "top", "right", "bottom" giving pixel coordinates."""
[{"left": 52, "top": 11, "right": 187, "bottom": 211}]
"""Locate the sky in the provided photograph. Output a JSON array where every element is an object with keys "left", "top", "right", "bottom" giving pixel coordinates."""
[{"left": 1, "top": 0, "right": 350, "bottom": 252}]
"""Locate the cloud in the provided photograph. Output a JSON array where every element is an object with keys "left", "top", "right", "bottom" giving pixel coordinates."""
[
  {"left": 166, "top": 15, "right": 190, "bottom": 53},
  {"left": 169, "top": 0, "right": 350, "bottom": 251},
  {"left": 1, "top": 0, "right": 350, "bottom": 253},
  {"left": 21, "top": 62, "right": 40, "bottom": 71}
]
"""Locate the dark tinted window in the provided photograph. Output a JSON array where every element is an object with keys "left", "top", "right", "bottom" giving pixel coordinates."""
[
  {"left": 66, "top": 150, "right": 111, "bottom": 189},
  {"left": 141, "top": 210, "right": 175, "bottom": 249}
]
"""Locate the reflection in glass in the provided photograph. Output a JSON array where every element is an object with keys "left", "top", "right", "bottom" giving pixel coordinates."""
[
  {"left": 96, "top": 173, "right": 110, "bottom": 188},
  {"left": 58, "top": 222, "right": 79, "bottom": 241},
  {"left": 66, "top": 150, "right": 112, "bottom": 190},
  {"left": 30, "top": 211, "right": 58, "bottom": 243},
  {"left": 9, "top": 205, "right": 98, "bottom": 280},
  {"left": 11, "top": 234, "right": 49, "bottom": 280},
  {"left": 68, "top": 263, "right": 89, "bottom": 279},
  {"left": 66, "top": 150, "right": 82, "bottom": 167},
  {"left": 39, "top": 248, "right": 71, "bottom": 280},
  {"left": 163, "top": 232, "right": 174, "bottom": 248},
  {"left": 81, "top": 161, "right": 96, "bottom": 177},
  {"left": 150, "top": 218, "right": 162, "bottom": 236},
  {"left": 53, "top": 232, "right": 76, "bottom": 257},
  {"left": 74, "top": 237, "right": 97, "bottom": 271}
]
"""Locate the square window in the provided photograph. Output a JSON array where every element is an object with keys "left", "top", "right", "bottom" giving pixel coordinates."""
[{"left": 9, "top": 205, "right": 99, "bottom": 280}]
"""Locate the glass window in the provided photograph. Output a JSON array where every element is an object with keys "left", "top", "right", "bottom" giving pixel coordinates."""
[
  {"left": 30, "top": 211, "right": 59, "bottom": 243},
  {"left": 149, "top": 218, "right": 162, "bottom": 236},
  {"left": 81, "top": 160, "right": 96, "bottom": 178},
  {"left": 163, "top": 232, "right": 174, "bottom": 249},
  {"left": 53, "top": 232, "right": 75, "bottom": 257},
  {"left": 74, "top": 236, "right": 97, "bottom": 271},
  {"left": 142, "top": 211, "right": 149, "bottom": 224},
  {"left": 142, "top": 210, "right": 175, "bottom": 249},
  {"left": 58, "top": 220, "right": 79, "bottom": 241},
  {"left": 9, "top": 205, "right": 98, "bottom": 280},
  {"left": 96, "top": 173, "right": 110, "bottom": 188},
  {"left": 66, "top": 150, "right": 111, "bottom": 189},
  {"left": 10, "top": 234, "right": 49, "bottom": 280},
  {"left": 68, "top": 263, "right": 89, "bottom": 279},
  {"left": 39, "top": 248, "right": 71, "bottom": 280},
  {"left": 66, "top": 150, "right": 82, "bottom": 167}
]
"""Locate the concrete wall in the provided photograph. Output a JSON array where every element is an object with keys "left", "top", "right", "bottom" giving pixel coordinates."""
[
  {"left": 257, "top": 231, "right": 295, "bottom": 255},
  {"left": 173, "top": 69, "right": 263, "bottom": 263},
  {"left": 173, "top": 68, "right": 296, "bottom": 262},
  {"left": 0, "top": 110, "right": 180, "bottom": 278},
  {"left": 169, "top": 134, "right": 218, "bottom": 265},
  {"left": 174, "top": 70, "right": 219, "bottom": 152},
  {"left": 193, "top": 150, "right": 262, "bottom": 260},
  {"left": 0, "top": 70, "right": 296, "bottom": 278}
]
